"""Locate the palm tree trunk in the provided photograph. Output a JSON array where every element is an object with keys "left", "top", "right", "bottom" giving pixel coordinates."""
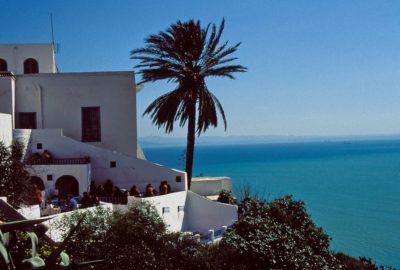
[{"left": 185, "top": 102, "right": 196, "bottom": 190}]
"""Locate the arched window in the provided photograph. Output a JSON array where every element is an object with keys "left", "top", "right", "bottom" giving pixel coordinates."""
[
  {"left": 0, "top": 58, "right": 7, "bottom": 72},
  {"left": 24, "top": 58, "right": 39, "bottom": 74}
]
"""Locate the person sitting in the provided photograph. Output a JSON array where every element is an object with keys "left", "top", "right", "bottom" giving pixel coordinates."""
[
  {"left": 80, "top": 192, "right": 92, "bottom": 208},
  {"left": 159, "top": 181, "right": 169, "bottom": 195},
  {"left": 112, "top": 186, "right": 122, "bottom": 197},
  {"left": 129, "top": 185, "right": 141, "bottom": 197},
  {"left": 144, "top": 184, "right": 156, "bottom": 197},
  {"left": 97, "top": 184, "right": 105, "bottom": 197},
  {"left": 89, "top": 181, "right": 97, "bottom": 196},
  {"left": 104, "top": 179, "right": 114, "bottom": 197},
  {"left": 166, "top": 181, "right": 171, "bottom": 193},
  {"left": 42, "top": 150, "right": 52, "bottom": 160},
  {"left": 67, "top": 195, "right": 78, "bottom": 211},
  {"left": 90, "top": 194, "right": 100, "bottom": 206}
]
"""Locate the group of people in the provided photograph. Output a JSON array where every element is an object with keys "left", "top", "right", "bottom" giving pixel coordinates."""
[
  {"left": 131, "top": 181, "right": 172, "bottom": 197},
  {"left": 89, "top": 179, "right": 172, "bottom": 198},
  {"left": 89, "top": 179, "right": 130, "bottom": 198},
  {"left": 66, "top": 192, "right": 99, "bottom": 211},
  {"left": 34, "top": 179, "right": 174, "bottom": 213}
]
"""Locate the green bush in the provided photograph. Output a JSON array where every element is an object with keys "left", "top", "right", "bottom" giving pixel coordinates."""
[
  {"left": 55, "top": 206, "right": 112, "bottom": 263},
  {"left": 58, "top": 201, "right": 212, "bottom": 270},
  {"left": 219, "top": 195, "right": 344, "bottom": 270},
  {"left": 0, "top": 141, "right": 32, "bottom": 207},
  {"left": 55, "top": 197, "right": 394, "bottom": 270},
  {"left": 217, "top": 190, "right": 237, "bottom": 205}
]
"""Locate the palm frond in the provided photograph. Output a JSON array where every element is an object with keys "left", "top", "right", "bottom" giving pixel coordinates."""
[{"left": 133, "top": 18, "right": 246, "bottom": 138}]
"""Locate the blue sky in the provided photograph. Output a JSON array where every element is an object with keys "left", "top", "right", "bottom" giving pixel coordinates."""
[{"left": 2, "top": 0, "right": 400, "bottom": 137}]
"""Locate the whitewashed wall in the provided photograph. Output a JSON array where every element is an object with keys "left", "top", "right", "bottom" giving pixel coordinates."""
[
  {"left": 27, "top": 164, "right": 90, "bottom": 198},
  {"left": 15, "top": 72, "right": 137, "bottom": 157},
  {"left": 191, "top": 177, "right": 232, "bottom": 196},
  {"left": 17, "top": 205, "right": 41, "bottom": 219},
  {"left": 129, "top": 191, "right": 187, "bottom": 232},
  {"left": 184, "top": 191, "right": 237, "bottom": 234},
  {"left": 0, "top": 113, "right": 12, "bottom": 146},
  {"left": 0, "top": 76, "right": 15, "bottom": 127},
  {"left": 14, "top": 129, "right": 187, "bottom": 194},
  {"left": 0, "top": 44, "right": 55, "bottom": 74},
  {"left": 130, "top": 191, "right": 237, "bottom": 235}
]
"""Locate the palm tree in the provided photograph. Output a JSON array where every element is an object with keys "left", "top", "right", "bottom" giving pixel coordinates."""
[{"left": 131, "top": 19, "right": 246, "bottom": 189}]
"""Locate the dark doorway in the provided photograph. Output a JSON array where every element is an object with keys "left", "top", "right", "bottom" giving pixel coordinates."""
[
  {"left": 19, "top": 112, "right": 37, "bottom": 129},
  {"left": 55, "top": 175, "right": 79, "bottom": 199},
  {"left": 30, "top": 176, "right": 45, "bottom": 190}
]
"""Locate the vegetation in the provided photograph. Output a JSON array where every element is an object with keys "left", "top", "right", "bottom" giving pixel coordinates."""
[
  {"left": 217, "top": 189, "right": 237, "bottom": 205},
  {"left": 0, "top": 218, "right": 104, "bottom": 269},
  {"left": 57, "top": 202, "right": 210, "bottom": 270},
  {"left": 219, "top": 195, "right": 344, "bottom": 269},
  {"left": 131, "top": 19, "right": 246, "bottom": 188},
  {"left": 55, "top": 206, "right": 112, "bottom": 262},
  {"left": 0, "top": 141, "right": 32, "bottom": 207},
  {"left": 53, "top": 195, "right": 396, "bottom": 270}
]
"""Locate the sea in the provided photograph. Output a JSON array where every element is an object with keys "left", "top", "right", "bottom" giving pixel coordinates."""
[{"left": 142, "top": 139, "right": 400, "bottom": 268}]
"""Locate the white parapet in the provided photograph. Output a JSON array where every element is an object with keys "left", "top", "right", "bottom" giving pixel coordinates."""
[
  {"left": 129, "top": 190, "right": 238, "bottom": 236},
  {"left": 0, "top": 113, "right": 12, "bottom": 146},
  {"left": 191, "top": 176, "right": 232, "bottom": 197}
]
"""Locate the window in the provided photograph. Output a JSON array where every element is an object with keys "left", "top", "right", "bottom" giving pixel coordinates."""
[
  {"left": 19, "top": 112, "right": 37, "bottom": 129},
  {"left": 110, "top": 161, "right": 116, "bottom": 168},
  {"left": 0, "top": 58, "right": 7, "bottom": 72},
  {"left": 82, "top": 107, "right": 101, "bottom": 142},
  {"left": 47, "top": 175, "right": 53, "bottom": 181},
  {"left": 24, "top": 58, "right": 39, "bottom": 74},
  {"left": 175, "top": 176, "right": 182, "bottom": 182},
  {"left": 37, "top": 143, "right": 43, "bottom": 149},
  {"left": 162, "top": 207, "right": 170, "bottom": 214}
]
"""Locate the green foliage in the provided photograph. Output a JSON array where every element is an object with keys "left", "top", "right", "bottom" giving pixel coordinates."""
[
  {"left": 57, "top": 201, "right": 213, "bottom": 270},
  {"left": 0, "top": 141, "right": 33, "bottom": 207},
  {"left": 131, "top": 18, "right": 246, "bottom": 186},
  {"left": 335, "top": 253, "right": 397, "bottom": 270},
  {"left": 0, "top": 218, "right": 106, "bottom": 269},
  {"left": 217, "top": 190, "right": 237, "bottom": 205},
  {"left": 219, "top": 195, "right": 345, "bottom": 270},
  {"left": 55, "top": 197, "right": 395, "bottom": 270},
  {"left": 55, "top": 206, "right": 112, "bottom": 263},
  {"left": 104, "top": 201, "right": 206, "bottom": 269}
]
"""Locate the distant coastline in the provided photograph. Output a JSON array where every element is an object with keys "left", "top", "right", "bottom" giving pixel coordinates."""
[{"left": 139, "top": 134, "right": 400, "bottom": 148}]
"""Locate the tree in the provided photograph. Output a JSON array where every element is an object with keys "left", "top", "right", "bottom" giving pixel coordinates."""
[
  {"left": 0, "top": 141, "right": 32, "bottom": 207},
  {"left": 219, "top": 195, "right": 345, "bottom": 270},
  {"left": 131, "top": 19, "right": 246, "bottom": 188},
  {"left": 57, "top": 201, "right": 211, "bottom": 270}
]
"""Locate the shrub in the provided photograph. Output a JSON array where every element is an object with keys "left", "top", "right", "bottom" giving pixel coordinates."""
[
  {"left": 219, "top": 195, "right": 345, "bottom": 270},
  {"left": 0, "top": 141, "right": 32, "bottom": 207},
  {"left": 217, "top": 190, "right": 237, "bottom": 205},
  {"left": 55, "top": 206, "right": 112, "bottom": 263}
]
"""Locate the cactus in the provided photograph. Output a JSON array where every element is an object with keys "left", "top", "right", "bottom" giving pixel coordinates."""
[{"left": 0, "top": 217, "right": 105, "bottom": 269}]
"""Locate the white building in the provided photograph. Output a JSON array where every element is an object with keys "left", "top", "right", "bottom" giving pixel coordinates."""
[{"left": 0, "top": 43, "right": 237, "bottom": 237}]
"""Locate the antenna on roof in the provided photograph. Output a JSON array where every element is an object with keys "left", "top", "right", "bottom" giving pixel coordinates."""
[
  {"left": 50, "top": 13, "right": 55, "bottom": 46},
  {"left": 50, "top": 13, "right": 60, "bottom": 72},
  {"left": 50, "top": 13, "right": 60, "bottom": 53}
]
